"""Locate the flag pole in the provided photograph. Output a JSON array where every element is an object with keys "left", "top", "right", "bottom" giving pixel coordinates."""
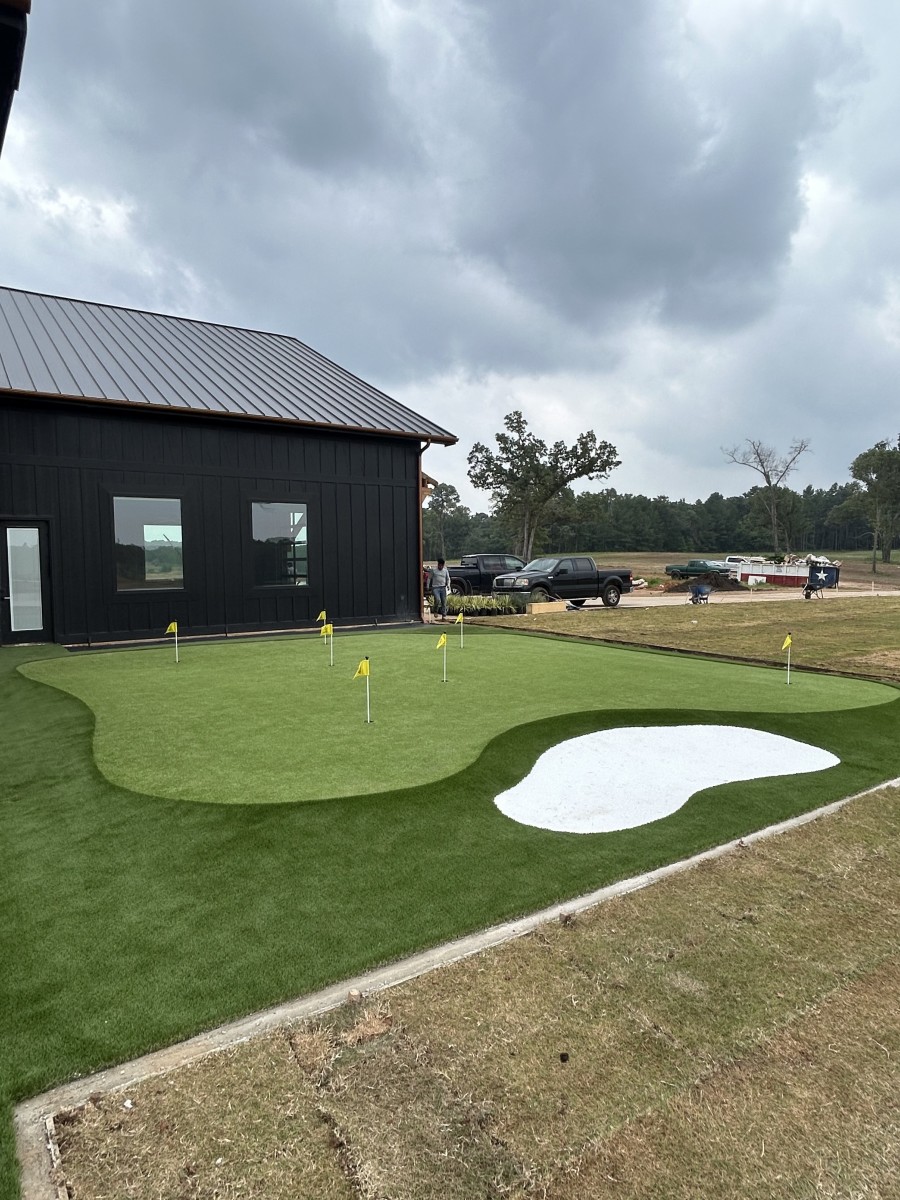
[
  {"left": 353, "top": 656, "right": 371, "bottom": 721},
  {"left": 320, "top": 622, "right": 334, "bottom": 665},
  {"left": 442, "top": 638, "right": 447, "bottom": 683},
  {"left": 165, "top": 621, "right": 179, "bottom": 662}
]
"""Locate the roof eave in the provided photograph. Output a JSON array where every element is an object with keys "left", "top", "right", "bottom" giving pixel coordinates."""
[{"left": 1, "top": 387, "right": 459, "bottom": 446}]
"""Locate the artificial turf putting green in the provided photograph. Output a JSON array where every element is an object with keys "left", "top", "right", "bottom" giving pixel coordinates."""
[
  {"left": 3, "top": 633, "right": 900, "bottom": 1200},
  {"left": 19, "top": 627, "right": 894, "bottom": 805}
]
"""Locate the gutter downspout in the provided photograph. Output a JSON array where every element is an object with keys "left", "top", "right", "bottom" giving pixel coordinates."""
[{"left": 418, "top": 440, "right": 431, "bottom": 625}]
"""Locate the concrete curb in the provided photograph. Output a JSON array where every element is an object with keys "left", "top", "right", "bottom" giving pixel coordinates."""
[{"left": 14, "top": 777, "right": 900, "bottom": 1199}]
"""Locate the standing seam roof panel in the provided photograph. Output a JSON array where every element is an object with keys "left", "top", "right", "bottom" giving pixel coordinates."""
[
  {"left": 86, "top": 304, "right": 221, "bottom": 410},
  {"left": 32, "top": 295, "right": 127, "bottom": 400},
  {"left": 0, "top": 286, "right": 456, "bottom": 444},
  {"left": 12, "top": 293, "right": 89, "bottom": 398},
  {"left": 0, "top": 292, "right": 34, "bottom": 391},
  {"left": 65, "top": 301, "right": 173, "bottom": 407},
  {"left": 274, "top": 333, "right": 429, "bottom": 431},
  {"left": 229, "top": 327, "right": 360, "bottom": 424},
  {"left": 107, "top": 309, "right": 253, "bottom": 416},
  {"left": 0, "top": 292, "right": 60, "bottom": 394},
  {"left": 156, "top": 319, "right": 310, "bottom": 421},
  {"left": 186, "top": 320, "right": 372, "bottom": 427}
]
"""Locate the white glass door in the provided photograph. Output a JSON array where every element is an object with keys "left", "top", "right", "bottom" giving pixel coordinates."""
[{"left": 2, "top": 523, "right": 51, "bottom": 643}]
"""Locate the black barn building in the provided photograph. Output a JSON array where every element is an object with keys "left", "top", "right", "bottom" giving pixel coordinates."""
[{"left": 0, "top": 287, "right": 455, "bottom": 646}]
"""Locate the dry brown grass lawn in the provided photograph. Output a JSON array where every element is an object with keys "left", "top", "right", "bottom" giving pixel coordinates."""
[
  {"left": 52, "top": 786, "right": 900, "bottom": 1199},
  {"left": 542, "top": 961, "right": 900, "bottom": 1200},
  {"left": 487, "top": 594, "right": 900, "bottom": 683}
]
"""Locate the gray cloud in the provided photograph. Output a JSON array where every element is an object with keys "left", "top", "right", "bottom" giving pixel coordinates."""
[
  {"left": 31, "top": 1, "right": 417, "bottom": 175},
  {"left": 448, "top": 1, "right": 860, "bottom": 332},
  {"left": 2, "top": 0, "right": 898, "bottom": 505}
]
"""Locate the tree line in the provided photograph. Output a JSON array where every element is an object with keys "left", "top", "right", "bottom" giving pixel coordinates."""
[{"left": 424, "top": 414, "right": 900, "bottom": 565}]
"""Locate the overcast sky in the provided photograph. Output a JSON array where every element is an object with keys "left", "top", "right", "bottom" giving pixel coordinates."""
[{"left": 1, "top": 0, "right": 898, "bottom": 511}]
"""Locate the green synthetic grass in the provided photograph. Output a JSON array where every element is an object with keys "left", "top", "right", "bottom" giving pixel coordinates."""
[
  {"left": 18, "top": 628, "right": 893, "bottom": 804},
  {"left": 45, "top": 788, "right": 900, "bottom": 1200},
  {"left": 2, "top": 631, "right": 900, "bottom": 1198}
]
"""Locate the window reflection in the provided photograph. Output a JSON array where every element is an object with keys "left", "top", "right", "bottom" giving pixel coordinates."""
[
  {"left": 114, "top": 497, "right": 184, "bottom": 591},
  {"left": 251, "top": 503, "right": 308, "bottom": 587}
]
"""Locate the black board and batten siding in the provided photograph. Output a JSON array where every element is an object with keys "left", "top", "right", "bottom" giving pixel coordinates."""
[{"left": 0, "top": 395, "right": 422, "bottom": 644}]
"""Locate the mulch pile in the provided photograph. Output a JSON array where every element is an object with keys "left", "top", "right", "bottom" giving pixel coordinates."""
[{"left": 663, "top": 573, "right": 747, "bottom": 594}]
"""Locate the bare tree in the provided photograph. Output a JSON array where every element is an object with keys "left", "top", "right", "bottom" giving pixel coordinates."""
[{"left": 723, "top": 438, "right": 810, "bottom": 553}]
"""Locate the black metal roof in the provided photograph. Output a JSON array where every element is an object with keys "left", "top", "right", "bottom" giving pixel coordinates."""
[
  {"left": 0, "top": 286, "right": 457, "bottom": 445},
  {"left": 0, "top": 2, "right": 28, "bottom": 157}
]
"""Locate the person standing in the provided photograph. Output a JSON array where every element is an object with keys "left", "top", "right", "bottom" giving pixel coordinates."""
[{"left": 429, "top": 558, "right": 451, "bottom": 620}]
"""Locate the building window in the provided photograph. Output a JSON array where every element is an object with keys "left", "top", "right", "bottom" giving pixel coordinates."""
[
  {"left": 251, "top": 502, "right": 308, "bottom": 587},
  {"left": 113, "top": 497, "right": 184, "bottom": 591}
]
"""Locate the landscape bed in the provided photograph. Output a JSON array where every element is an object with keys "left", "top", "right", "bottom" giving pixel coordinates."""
[{"left": 3, "top": 625, "right": 900, "bottom": 1196}]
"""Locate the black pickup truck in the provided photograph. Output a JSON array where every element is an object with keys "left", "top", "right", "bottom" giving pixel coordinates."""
[
  {"left": 447, "top": 553, "right": 526, "bottom": 595},
  {"left": 492, "top": 555, "right": 633, "bottom": 607}
]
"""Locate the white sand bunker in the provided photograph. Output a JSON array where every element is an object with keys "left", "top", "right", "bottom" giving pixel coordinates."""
[{"left": 495, "top": 725, "right": 840, "bottom": 834}]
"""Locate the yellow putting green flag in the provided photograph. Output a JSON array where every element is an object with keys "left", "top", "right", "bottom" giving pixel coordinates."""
[
  {"left": 436, "top": 633, "right": 447, "bottom": 649},
  {"left": 454, "top": 612, "right": 464, "bottom": 624},
  {"left": 316, "top": 610, "right": 327, "bottom": 622},
  {"left": 165, "top": 621, "right": 178, "bottom": 635},
  {"left": 353, "top": 658, "right": 369, "bottom": 678},
  {"left": 782, "top": 633, "right": 792, "bottom": 650},
  {"left": 320, "top": 623, "right": 333, "bottom": 637}
]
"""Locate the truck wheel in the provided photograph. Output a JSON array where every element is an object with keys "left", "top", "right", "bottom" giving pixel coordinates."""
[
  {"left": 569, "top": 598, "right": 586, "bottom": 608},
  {"left": 669, "top": 570, "right": 682, "bottom": 580},
  {"left": 530, "top": 586, "right": 551, "bottom": 602},
  {"left": 450, "top": 581, "right": 466, "bottom": 596},
  {"left": 601, "top": 583, "right": 621, "bottom": 608}
]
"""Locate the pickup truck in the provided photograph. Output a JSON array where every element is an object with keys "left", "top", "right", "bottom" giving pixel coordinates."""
[
  {"left": 664, "top": 559, "right": 728, "bottom": 580},
  {"left": 447, "top": 553, "right": 526, "bottom": 595},
  {"left": 492, "top": 555, "right": 633, "bottom": 608}
]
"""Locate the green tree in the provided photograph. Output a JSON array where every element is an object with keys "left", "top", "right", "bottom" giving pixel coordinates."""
[
  {"left": 540, "top": 487, "right": 580, "bottom": 551},
  {"left": 723, "top": 437, "right": 810, "bottom": 553},
  {"left": 775, "top": 486, "right": 809, "bottom": 552},
  {"left": 422, "top": 483, "right": 465, "bottom": 559},
  {"left": 825, "top": 484, "right": 873, "bottom": 554},
  {"left": 467, "top": 411, "right": 620, "bottom": 561},
  {"left": 796, "top": 483, "right": 864, "bottom": 552},
  {"left": 570, "top": 489, "right": 616, "bottom": 551},
  {"left": 689, "top": 492, "right": 751, "bottom": 552},
  {"left": 849, "top": 437, "right": 900, "bottom": 569},
  {"left": 459, "top": 510, "right": 510, "bottom": 553},
  {"left": 649, "top": 495, "right": 693, "bottom": 551}
]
